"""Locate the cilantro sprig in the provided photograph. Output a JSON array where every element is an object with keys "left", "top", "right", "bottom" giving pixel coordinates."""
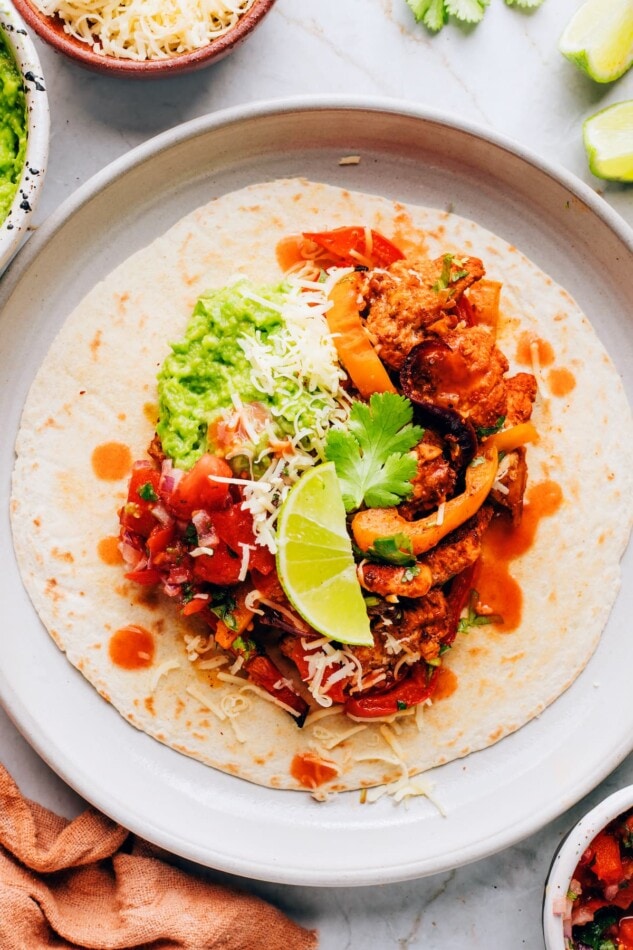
[
  {"left": 325, "top": 392, "right": 423, "bottom": 512},
  {"left": 406, "top": 0, "right": 544, "bottom": 33}
]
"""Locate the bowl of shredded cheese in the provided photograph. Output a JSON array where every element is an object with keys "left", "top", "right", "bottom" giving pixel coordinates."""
[{"left": 10, "top": 0, "right": 276, "bottom": 76}]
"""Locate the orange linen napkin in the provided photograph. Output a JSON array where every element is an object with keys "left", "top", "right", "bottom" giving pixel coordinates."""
[{"left": 0, "top": 763, "right": 318, "bottom": 949}]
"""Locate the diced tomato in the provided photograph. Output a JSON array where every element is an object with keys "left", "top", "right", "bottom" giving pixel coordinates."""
[
  {"left": 124, "top": 567, "right": 163, "bottom": 585},
  {"left": 302, "top": 226, "right": 405, "bottom": 269},
  {"left": 618, "top": 916, "right": 633, "bottom": 946},
  {"left": 212, "top": 505, "right": 275, "bottom": 575},
  {"left": 168, "top": 454, "right": 233, "bottom": 520},
  {"left": 612, "top": 881, "right": 633, "bottom": 910},
  {"left": 244, "top": 654, "right": 308, "bottom": 720},
  {"left": 344, "top": 663, "right": 438, "bottom": 718},
  {"left": 592, "top": 831, "right": 624, "bottom": 886},
  {"left": 192, "top": 538, "right": 243, "bottom": 586},
  {"left": 146, "top": 522, "right": 175, "bottom": 558},
  {"left": 119, "top": 462, "right": 162, "bottom": 538}
]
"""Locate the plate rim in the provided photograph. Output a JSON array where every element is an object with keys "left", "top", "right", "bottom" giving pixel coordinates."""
[{"left": 2, "top": 95, "right": 633, "bottom": 886}]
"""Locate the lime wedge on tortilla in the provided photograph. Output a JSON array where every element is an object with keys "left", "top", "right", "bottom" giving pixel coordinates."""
[
  {"left": 559, "top": 0, "right": 633, "bottom": 83},
  {"left": 583, "top": 101, "right": 633, "bottom": 182},
  {"left": 276, "top": 462, "right": 373, "bottom": 647}
]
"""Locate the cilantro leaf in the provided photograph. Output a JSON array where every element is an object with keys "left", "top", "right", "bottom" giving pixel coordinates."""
[
  {"left": 406, "top": 0, "right": 447, "bottom": 32},
  {"left": 137, "top": 481, "right": 158, "bottom": 502},
  {"left": 367, "top": 534, "right": 417, "bottom": 566},
  {"left": 476, "top": 415, "right": 506, "bottom": 439},
  {"left": 457, "top": 589, "right": 503, "bottom": 633},
  {"left": 325, "top": 393, "right": 423, "bottom": 512},
  {"left": 406, "top": 0, "right": 543, "bottom": 32},
  {"left": 446, "top": 0, "right": 489, "bottom": 24}
]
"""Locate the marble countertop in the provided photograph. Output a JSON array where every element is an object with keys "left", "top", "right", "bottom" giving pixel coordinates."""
[{"left": 4, "top": 0, "right": 633, "bottom": 947}]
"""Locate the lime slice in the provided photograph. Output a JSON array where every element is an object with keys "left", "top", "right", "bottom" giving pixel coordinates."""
[
  {"left": 559, "top": 0, "right": 633, "bottom": 83},
  {"left": 583, "top": 101, "right": 633, "bottom": 182},
  {"left": 276, "top": 462, "right": 373, "bottom": 647}
]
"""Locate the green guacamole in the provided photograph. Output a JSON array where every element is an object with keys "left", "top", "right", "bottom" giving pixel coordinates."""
[
  {"left": 158, "top": 281, "right": 334, "bottom": 471},
  {"left": 0, "top": 30, "right": 27, "bottom": 225}
]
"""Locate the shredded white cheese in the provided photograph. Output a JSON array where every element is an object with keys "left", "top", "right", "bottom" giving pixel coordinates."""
[
  {"left": 186, "top": 684, "right": 226, "bottom": 721},
  {"left": 225, "top": 275, "right": 351, "bottom": 552},
  {"left": 33, "top": 0, "right": 257, "bottom": 61},
  {"left": 150, "top": 658, "right": 180, "bottom": 692},
  {"left": 216, "top": 671, "right": 302, "bottom": 717}
]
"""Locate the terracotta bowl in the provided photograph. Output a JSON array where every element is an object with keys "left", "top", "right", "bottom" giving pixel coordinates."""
[
  {"left": 0, "top": 3, "right": 49, "bottom": 273},
  {"left": 10, "top": 0, "right": 276, "bottom": 77}
]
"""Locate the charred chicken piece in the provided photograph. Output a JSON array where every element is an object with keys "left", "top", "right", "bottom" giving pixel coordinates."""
[
  {"left": 505, "top": 373, "right": 538, "bottom": 425},
  {"left": 398, "top": 433, "right": 459, "bottom": 520},
  {"left": 363, "top": 254, "right": 485, "bottom": 370},
  {"left": 490, "top": 449, "right": 528, "bottom": 525},
  {"left": 358, "top": 506, "right": 493, "bottom": 600}
]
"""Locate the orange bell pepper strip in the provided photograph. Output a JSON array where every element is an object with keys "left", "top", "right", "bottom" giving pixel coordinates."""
[
  {"left": 214, "top": 583, "right": 256, "bottom": 650},
  {"left": 352, "top": 446, "right": 498, "bottom": 556},
  {"left": 326, "top": 273, "right": 396, "bottom": 398},
  {"left": 484, "top": 421, "right": 537, "bottom": 455}
]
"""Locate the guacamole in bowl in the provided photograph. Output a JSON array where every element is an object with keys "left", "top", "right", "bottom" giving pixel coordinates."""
[
  {"left": 0, "top": 5, "right": 49, "bottom": 273},
  {"left": 0, "top": 29, "right": 27, "bottom": 225}
]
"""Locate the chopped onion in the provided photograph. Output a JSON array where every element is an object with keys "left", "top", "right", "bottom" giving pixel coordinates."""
[{"left": 191, "top": 510, "right": 218, "bottom": 547}]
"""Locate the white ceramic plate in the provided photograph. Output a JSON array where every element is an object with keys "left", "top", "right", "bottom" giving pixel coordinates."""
[{"left": 1, "top": 98, "right": 632, "bottom": 886}]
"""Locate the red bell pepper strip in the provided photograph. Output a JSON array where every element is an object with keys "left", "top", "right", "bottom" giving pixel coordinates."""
[
  {"left": 244, "top": 654, "right": 309, "bottom": 723},
  {"left": 287, "top": 638, "right": 351, "bottom": 705},
  {"left": 303, "top": 226, "right": 405, "bottom": 269},
  {"left": 444, "top": 562, "right": 478, "bottom": 648},
  {"left": 344, "top": 663, "right": 438, "bottom": 719}
]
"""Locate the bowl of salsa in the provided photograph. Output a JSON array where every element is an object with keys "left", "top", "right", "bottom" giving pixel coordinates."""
[
  {"left": 544, "top": 787, "right": 633, "bottom": 949},
  {"left": 0, "top": 3, "right": 49, "bottom": 274}
]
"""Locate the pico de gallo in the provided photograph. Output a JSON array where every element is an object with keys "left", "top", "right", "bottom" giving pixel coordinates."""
[
  {"left": 565, "top": 808, "right": 633, "bottom": 950},
  {"left": 118, "top": 225, "right": 538, "bottom": 726}
]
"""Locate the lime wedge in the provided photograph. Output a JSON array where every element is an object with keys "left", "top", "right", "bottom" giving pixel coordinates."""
[
  {"left": 276, "top": 462, "right": 373, "bottom": 647},
  {"left": 559, "top": 0, "right": 633, "bottom": 83},
  {"left": 583, "top": 101, "right": 633, "bottom": 182}
]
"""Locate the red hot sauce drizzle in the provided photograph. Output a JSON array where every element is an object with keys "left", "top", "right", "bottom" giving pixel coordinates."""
[
  {"left": 474, "top": 481, "right": 563, "bottom": 632},
  {"left": 108, "top": 625, "right": 155, "bottom": 670}
]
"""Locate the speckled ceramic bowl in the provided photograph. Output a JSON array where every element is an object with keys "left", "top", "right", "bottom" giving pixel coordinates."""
[
  {"left": 0, "top": 4, "right": 49, "bottom": 274},
  {"left": 10, "top": 0, "right": 276, "bottom": 78},
  {"left": 543, "top": 786, "right": 633, "bottom": 949}
]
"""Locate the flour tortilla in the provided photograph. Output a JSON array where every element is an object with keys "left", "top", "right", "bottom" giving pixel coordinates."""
[{"left": 10, "top": 179, "right": 633, "bottom": 792}]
